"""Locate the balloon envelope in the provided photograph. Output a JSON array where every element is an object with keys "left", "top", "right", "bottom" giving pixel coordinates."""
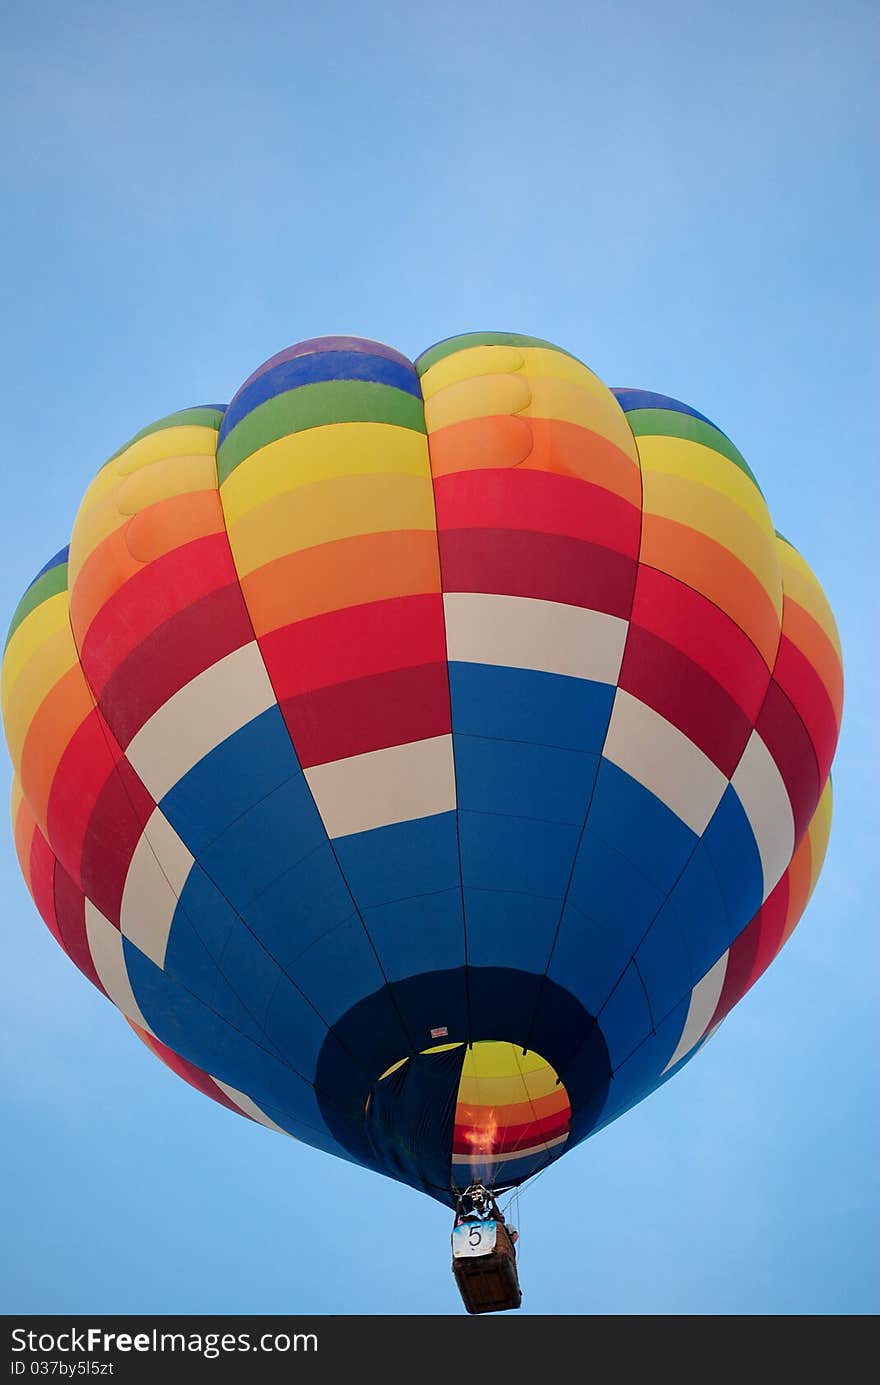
[{"left": 2, "top": 333, "right": 842, "bottom": 1203}]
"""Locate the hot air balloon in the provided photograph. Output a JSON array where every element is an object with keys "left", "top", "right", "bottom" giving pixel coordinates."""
[{"left": 1, "top": 333, "right": 842, "bottom": 1312}]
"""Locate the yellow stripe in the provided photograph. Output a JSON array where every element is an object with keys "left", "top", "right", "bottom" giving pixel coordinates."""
[
  {"left": 643, "top": 470, "right": 782, "bottom": 615},
  {"left": 776, "top": 539, "right": 842, "bottom": 660},
  {"left": 72, "top": 426, "right": 219, "bottom": 534},
  {"left": 637, "top": 434, "right": 771, "bottom": 530},
  {"left": 10, "top": 774, "right": 23, "bottom": 828},
  {"left": 68, "top": 494, "right": 129, "bottom": 582},
  {"left": 114, "top": 425, "right": 220, "bottom": 476},
  {"left": 220, "top": 423, "right": 431, "bottom": 525},
  {"left": 227, "top": 472, "right": 437, "bottom": 575},
  {"left": 807, "top": 778, "right": 833, "bottom": 888},
  {"left": 419, "top": 344, "right": 605, "bottom": 400},
  {"left": 2, "top": 629, "right": 78, "bottom": 765},
  {"left": 425, "top": 374, "right": 530, "bottom": 429},
  {"left": 462, "top": 1041, "right": 549, "bottom": 1078},
  {"left": 1, "top": 593, "right": 71, "bottom": 706},
  {"left": 458, "top": 1069, "right": 560, "bottom": 1106},
  {"left": 116, "top": 454, "right": 218, "bottom": 516},
  {"left": 425, "top": 374, "right": 638, "bottom": 461}
]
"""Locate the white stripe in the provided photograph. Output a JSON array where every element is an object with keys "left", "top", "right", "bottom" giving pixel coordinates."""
[
  {"left": 211, "top": 1079, "right": 293, "bottom": 1136},
  {"left": 125, "top": 642, "right": 277, "bottom": 802},
  {"left": 731, "top": 730, "right": 795, "bottom": 901},
  {"left": 120, "top": 809, "right": 194, "bottom": 968},
  {"left": 444, "top": 592, "right": 627, "bottom": 683},
  {"left": 662, "top": 951, "right": 729, "bottom": 1072},
  {"left": 84, "top": 898, "right": 152, "bottom": 1031},
  {"left": 452, "top": 1132, "right": 569, "bottom": 1165},
  {"left": 305, "top": 734, "right": 457, "bottom": 839},
  {"left": 603, "top": 689, "right": 727, "bottom": 835}
]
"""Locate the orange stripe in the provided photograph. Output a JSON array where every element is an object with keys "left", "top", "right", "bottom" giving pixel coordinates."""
[
  {"left": 780, "top": 833, "right": 814, "bottom": 948},
  {"left": 18, "top": 667, "right": 94, "bottom": 831},
  {"left": 428, "top": 415, "right": 641, "bottom": 505},
  {"left": 240, "top": 529, "right": 442, "bottom": 633},
  {"left": 455, "top": 1088, "right": 570, "bottom": 1129},
  {"left": 13, "top": 795, "right": 36, "bottom": 894},
  {"left": 640, "top": 515, "right": 780, "bottom": 667},
  {"left": 70, "top": 491, "right": 225, "bottom": 641},
  {"left": 781, "top": 596, "right": 843, "bottom": 723}
]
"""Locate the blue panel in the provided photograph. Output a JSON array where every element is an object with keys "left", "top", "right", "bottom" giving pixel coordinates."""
[
  {"left": 261, "top": 974, "right": 332, "bottom": 1076},
  {"left": 548, "top": 900, "right": 625, "bottom": 1014},
  {"left": 290, "top": 916, "right": 395, "bottom": 1028},
  {"left": 459, "top": 810, "right": 580, "bottom": 898},
  {"left": 199, "top": 772, "right": 326, "bottom": 907},
  {"left": 597, "top": 961, "right": 652, "bottom": 1071},
  {"left": 123, "top": 937, "right": 333, "bottom": 1138},
  {"left": 220, "top": 349, "right": 422, "bottom": 439},
  {"left": 586, "top": 759, "right": 697, "bottom": 891},
  {"left": 243, "top": 844, "right": 354, "bottom": 969},
  {"left": 567, "top": 827, "right": 666, "bottom": 938},
  {"left": 386, "top": 968, "right": 469, "bottom": 1054},
  {"left": 449, "top": 663, "right": 615, "bottom": 752},
  {"left": 464, "top": 888, "right": 561, "bottom": 973},
  {"left": 164, "top": 865, "right": 239, "bottom": 1007},
  {"left": 634, "top": 912, "right": 692, "bottom": 1024},
  {"left": 454, "top": 734, "right": 598, "bottom": 825},
  {"left": 703, "top": 784, "right": 764, "bottom": 944},
  {"left": 590, "top": 996, "right": 690, "bottom": 1134},
  {"left": 611, "top": 388, "right": 715, "bottom": 426},
  {"left": 248, "top": 1101, "right": 364, "bottom": 1162},
  {"left": 658, "top": 842, "right": 729, "bottom": 986},
  {"left": 362, "top": 888, "right": 464, "bottom": 981},
  {"left": 334, "top": 811, "right": 459, "bottom": 909},
  {"left": 467, "top": 966, "right": 542, "bottom": 1040},
  {"left": 160, "top": 707, "right": 299, "bottom": 856}
]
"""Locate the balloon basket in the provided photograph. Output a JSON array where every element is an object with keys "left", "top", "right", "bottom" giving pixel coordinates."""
[{"left": 452, "top": 1219, "right": 522, "bottom": 1314}]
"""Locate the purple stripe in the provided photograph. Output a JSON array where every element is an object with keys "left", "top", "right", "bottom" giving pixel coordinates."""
[{"left": 236, "top": 336, "right": 415, "bottom": 395}]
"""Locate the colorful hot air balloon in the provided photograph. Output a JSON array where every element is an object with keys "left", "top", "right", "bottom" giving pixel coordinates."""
[{"left": 2, "top": 333, "right": 842, "bottom": 1206}]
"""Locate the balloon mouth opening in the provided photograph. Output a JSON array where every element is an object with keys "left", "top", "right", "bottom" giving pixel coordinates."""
[{"left": 365, "top": 1039, "right": 572, "bottom": 1191}]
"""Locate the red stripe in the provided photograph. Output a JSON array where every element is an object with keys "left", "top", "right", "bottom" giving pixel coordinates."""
[
  {"left": 53, "top": 862, "right": 105, "bottom": 993},
  {"left": 619, "top": 626, "right": 753, "bottom": 776},
  {"left": 434, "top": 469, "right": 640, "bottom": 556},
  {"left": 756, "top": 680, "right": 820, "bottom": 843},
  {"left": 440, "top": 529, "right": 637, "bottom": 616},
  {"left": 80, "top": 756, "right": 155, "bottom": 926},
  {"left": 452, "top": 1113, "right": 570, "bottom": 1155},
  {"left": 261, "top": 595, "right": 447, "bottom": 701},
  {"left": 744, "top": 870, "right": 791, "bottom": 990},
  {"left": 29, "top": 830, "right": 64, "bottom": 949},
  {"left": 46, "top": 710, "right": 126, "bottom": 887},
  {"left": 99, "top": 583, "right": 254, "bottom": 747},
  {"left": 79, "top": 534, "right": 239, "bottom": 695},
  {"left": 773, "top": 634, "right": 839, "bottom": 783},
  {"left": 630, "top": 566, "right": 769, "bottom": 720},
  {"left": 281, "top": 663, "right": 451, "bottom": 769},
  {"left": 709, "top": 913, "right": 763, "bottom": 1026},
  {"left": 140, "top": 1032, "right": 246, "bottom": 1116}
]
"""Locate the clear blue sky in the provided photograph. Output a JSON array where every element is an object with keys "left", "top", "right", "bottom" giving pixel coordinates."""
[{"left": 1, "top": 0, "right": 876, "bottom": 1316}]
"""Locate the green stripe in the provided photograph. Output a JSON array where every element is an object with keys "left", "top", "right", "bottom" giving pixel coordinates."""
[
  {"left": 217, "top": 381, "right": 426, "bottom": 484},
  {"left": 107, "top": 407, "right": 225, "bottom": 463},
  {"left": 625, "top": 409, "right": 763, "bottom": 494},
  {"left": 415, "top": 332, "right": 578, "bottom": 376},
  {"left": 5, "top": 563, "right": 68, "bottom": 650}
]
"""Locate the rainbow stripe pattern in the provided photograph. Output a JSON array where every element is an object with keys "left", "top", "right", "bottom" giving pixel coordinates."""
[{"left": 2, "top": 334, "right": 843, "bottom": 1201}]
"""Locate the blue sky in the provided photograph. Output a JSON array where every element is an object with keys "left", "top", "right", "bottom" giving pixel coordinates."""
[{"left": 1, "top": 0, "right": 876, "bottom": 1316}]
